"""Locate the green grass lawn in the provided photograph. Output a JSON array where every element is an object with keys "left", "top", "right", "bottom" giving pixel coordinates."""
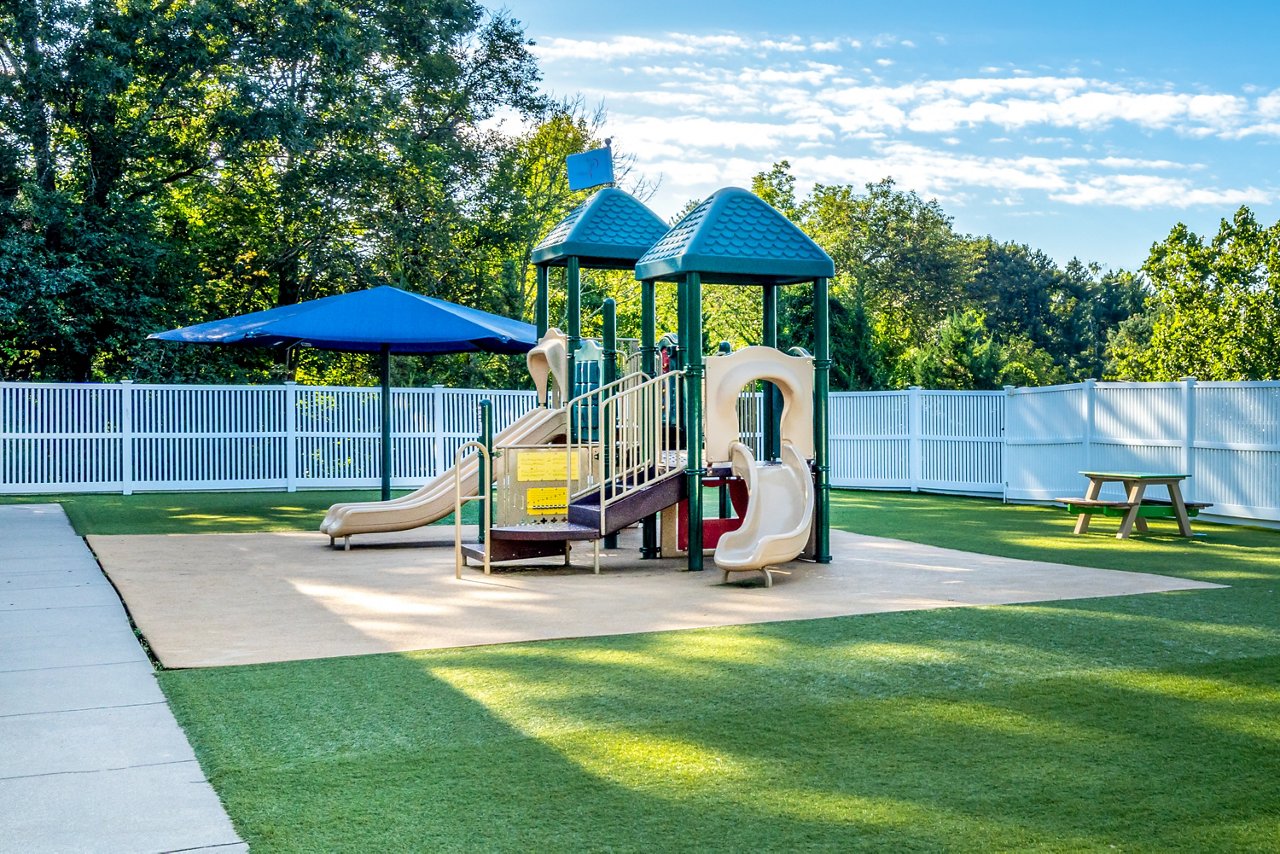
[
  {"left": 14, "top": 489, "right": 1280, "bottom": 850},
  {"left": 0, "top": 489, "right": 480, "bottom": 534}
]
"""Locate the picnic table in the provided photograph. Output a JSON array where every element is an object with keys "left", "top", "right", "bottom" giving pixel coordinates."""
[{"left": 1057, "top": 471, "right": 1210, "bottom": 539}]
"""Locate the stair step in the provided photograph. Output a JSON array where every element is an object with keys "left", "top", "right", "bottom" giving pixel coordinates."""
[
  {"left": 462, "top": 539, "right": 570, "bottom": 563},
  {"left": 489, "top": 522, "right": 599, "bottom": 541}
]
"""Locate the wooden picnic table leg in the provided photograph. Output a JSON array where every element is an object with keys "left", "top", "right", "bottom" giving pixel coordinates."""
[
  {"left": 1167, "top": 480, "right": 1194, "bottom": 536},
  {"left": 1117, "top": 482, "right": 1147, "bottom": 539},
  {"left": 1074, "top": 477, "right": 1103, "bottom": 534}
]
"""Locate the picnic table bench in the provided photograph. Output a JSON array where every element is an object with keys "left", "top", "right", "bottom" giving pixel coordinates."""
[{"left": 1056, "top": 471, "right": 1211, "bottom": 539}]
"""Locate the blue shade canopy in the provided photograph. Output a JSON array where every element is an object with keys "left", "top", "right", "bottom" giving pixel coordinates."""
[
  {"left": 149, "top": 285, "right": 537, "bottom": 355},
  {"left": 531, "top": 187, "right": 670, "bottom": 269},
  {"left": 635, "top": 187, "right": 835, "bottom": 285}
]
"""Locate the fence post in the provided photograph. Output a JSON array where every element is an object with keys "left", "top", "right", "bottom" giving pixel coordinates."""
[
  {"left": 1182, "top": 376, "right": 1197, "bottom": 502},
  {"left": 1002, "top": 385, "right": 1015, "bottom": 502},
  {"left": 1083, "top": 378, "right": 1096, "bottom": 473},
  {"left": 432, "top": 384, "right": 447, "bottom": 478},
  {"left": 285, "top": 381, "right": 298, "bottom": 492},
  {"left": 120, "top": 381, "right": 134, "bottom": 496},
  {"left": 908, "top": 386, "right": 922, "bottom": 492}
]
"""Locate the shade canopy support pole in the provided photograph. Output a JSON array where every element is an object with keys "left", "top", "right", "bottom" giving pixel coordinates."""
[{"left": 380, "top": 344, "right": 392, "bottom": 501}]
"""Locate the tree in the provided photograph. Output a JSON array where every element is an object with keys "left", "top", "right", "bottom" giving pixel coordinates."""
[
  {"left": 896, "top": 309, "right": 1003, "bottom": 390},
  {"left": 1113, "top": 208, "right": 1280, "bottom": 380},
  {"left": 1, "top": 0, "right": 552, "bottom": 385}
]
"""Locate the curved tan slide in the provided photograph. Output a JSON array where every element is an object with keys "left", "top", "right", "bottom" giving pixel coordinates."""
[
  {"left": 713, "top": 440, "right": 815, "bottom": 586},
  {"left": 320, "top": 406, "right": 566, "bottom": 547},
  {"left": 704, "top": 345, "right": 813, "bottom": 463}
]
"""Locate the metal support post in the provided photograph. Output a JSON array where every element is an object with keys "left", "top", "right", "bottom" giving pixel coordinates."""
[
  {"left": 535, "top": 264, "right": 549, "bottom": 338},
  {"left": 640, "top": 280, "right": 659, "bottom": 558},
  {"left": 566, "top": 257, "right": 581, "bottom": 397},
  {"left": 380, "top": 345, "right": 392, "bottom": 501},
  {"left": 603, "top": 298, "right": 618, "bottom": 550},
  {"left": 813, "top": 277, "right": 832, "bottom": 563},
  {"left": 685, "top": 273, "right": 704, "bottom": 570},
  {"left": 762, "top": 283, "right": 779, "bottom": 460},
  {"left": 478, "top": 400, "right": 493, "bottom": 545}
]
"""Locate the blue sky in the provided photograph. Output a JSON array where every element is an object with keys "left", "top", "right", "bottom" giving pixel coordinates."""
[{"left": 497, "top": 0, "right": 1280, "bottom": 271}]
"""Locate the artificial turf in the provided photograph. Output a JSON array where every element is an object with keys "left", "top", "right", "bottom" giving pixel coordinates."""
[
  {"left": 138, "top": 491, "right": 1280, "bottom": 851},
  {"left": 0, "top": 488, "right": 482, "bottom": 534}
]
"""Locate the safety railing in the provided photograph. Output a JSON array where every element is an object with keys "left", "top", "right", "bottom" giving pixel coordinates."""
[
  {"left": 453, "top": 440, "right": 492, "bottom": 578},
  {"left": 568, "top": 370, "right": 686, "bottom": 534}
]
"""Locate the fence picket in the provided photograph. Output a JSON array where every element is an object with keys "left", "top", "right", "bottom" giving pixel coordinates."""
[{"left": 3, "top": 379, "right": 1279, "bottom": 522}]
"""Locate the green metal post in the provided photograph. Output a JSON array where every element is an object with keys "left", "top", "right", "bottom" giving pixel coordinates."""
[
  {"left": 813, "top": 277, "right": 832, "bottom": 563},
  {"left": 640, "top": 280, "right": 659, "bottom": 558},
  {"left": 685, "top": 273, "right": 704, "bottom": 570},
  {"left": 380, "top": 345, "right": 392, "bottom": 501},
  {"left": 675, "top": 278, "right": 687, "bottom": 371},
  {"left": 762, "top": 283, "right": 779, "bottom": 461},
  {"left": 602, "top": 298, "right": 618, "bottom": 550},
  {"left": 535, "top": 264, "right": 549, "bottom": 339},
  {"left": 566, "top": 257, "right": 581, "bottom": 398},
  {"left": 478, "top": 400, "right": 493, "bottom": 546},
  {"left": 641, "top": 281, "right": 656, "bottom": 378}
]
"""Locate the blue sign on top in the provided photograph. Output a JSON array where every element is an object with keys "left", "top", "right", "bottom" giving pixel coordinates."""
[{"left": 566, "top": 147, "right": 614, "bottom": 191}]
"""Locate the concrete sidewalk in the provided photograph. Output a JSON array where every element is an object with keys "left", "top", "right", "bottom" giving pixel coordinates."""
[{"left": 0, "top": 504, "right": 244, "bottom": 853}]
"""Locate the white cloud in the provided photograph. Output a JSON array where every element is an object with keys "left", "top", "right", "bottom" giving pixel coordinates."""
[
  {"left": 1258, "top": 90, "right": 1280, "bottom": 118},
  {"left": 522, "top": 28, "right": 1277, "bottom": 224},
  {"left": 533, "top": 33, "right": 749, "bottom": 62},
  {"left": 1049, "top": 176, "right": 1270, "bottom": 208}
]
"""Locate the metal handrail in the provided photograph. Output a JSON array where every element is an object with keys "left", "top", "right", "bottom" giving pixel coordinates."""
[
  {"left": 453, "top": 440, "right": 492, "bottom": 578},
  {"left": 567, "top": 370, "right": 686, "bottom": 534}
]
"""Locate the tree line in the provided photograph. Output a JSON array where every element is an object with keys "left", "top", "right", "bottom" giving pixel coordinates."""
[{"left": 3, "top": 1, "right": 1277, "bottom": 389}]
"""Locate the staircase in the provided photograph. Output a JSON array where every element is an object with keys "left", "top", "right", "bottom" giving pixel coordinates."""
[{"left": 461, "top": 370, "right": 686, "bottom": 571}]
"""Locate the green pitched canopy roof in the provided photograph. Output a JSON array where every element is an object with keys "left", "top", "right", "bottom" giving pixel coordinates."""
[
  {"left": 634, "top": 187, "right": 834, "bottom": 285},
  {"left": 531, "top": 187, "right": 670, "bottom": 269}
]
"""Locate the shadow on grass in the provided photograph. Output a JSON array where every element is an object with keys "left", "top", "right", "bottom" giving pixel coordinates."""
[{"left": 162, "top": 619, "right": 1280, "bottom": 851}]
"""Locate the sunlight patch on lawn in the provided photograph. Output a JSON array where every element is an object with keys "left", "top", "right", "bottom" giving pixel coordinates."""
[
  {"left": 999, "top": 604, "right": 1280, "bottom": 641},
  {"left": 554, "top": 730, "right": 749, "bottom": 788},
  {"left": 1086, "top": 669, "right": 1280, "bottom": 705}
]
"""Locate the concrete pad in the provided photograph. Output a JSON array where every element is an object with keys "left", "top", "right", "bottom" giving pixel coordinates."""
[
  {"left": 0, "top": 660, "right": 162, "bottom": 717},
  {"left": 0, "top": 702, "right": 208, "bottom": 778},
  {"left": 0, "top": 763, "right": 244, "bottom": 854},
  {"left": 0, "top": 596, "right": 143, "bottom": 673},
  {"left": 0, "top": 505, "right": 244, "bottom": 852},
  {"left": 1, "top": 582, "right": 126, "bottom": 610},
  {"left": 90, "top": 526, "right": 1224, "bottom": 669},
  {"left": 1, "top": 564, "right": 107, "bottom": 591}
]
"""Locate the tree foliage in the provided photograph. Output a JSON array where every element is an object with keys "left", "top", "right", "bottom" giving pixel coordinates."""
[
  {"left": 1112, "top": 209, "right": 1280, "bottom": 381},
  {"left": 1, "top": 0, "right": 556, "bottom": 384}
]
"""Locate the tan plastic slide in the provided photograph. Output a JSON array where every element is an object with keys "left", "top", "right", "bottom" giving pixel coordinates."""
[
  {"left": 321, "top": 327, "right": 571, "bottom": 548},
  {"left": 703, "top": 346, "right": 816, "bottom": 584},
  {"left": 319, "top": 404, "right": 566, "bottom": 548},
  {"left": 712, "top": 440, "right": 815, "bottom": 586}
]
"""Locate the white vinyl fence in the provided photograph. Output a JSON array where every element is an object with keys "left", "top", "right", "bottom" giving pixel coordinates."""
[
  {"left": 1, "top": 382, "right": 536, "bottom": 493},
  {"left": 4, "top": 378, "right": 1279, "bottom": 522}
]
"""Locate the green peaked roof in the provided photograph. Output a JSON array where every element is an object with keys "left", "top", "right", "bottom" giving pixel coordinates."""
[
  {"left": 531, "top": 187, "right": 670, "bottom": 269},
  {"left": 635, "top": 187, "right": 834, "bottom": 285}
]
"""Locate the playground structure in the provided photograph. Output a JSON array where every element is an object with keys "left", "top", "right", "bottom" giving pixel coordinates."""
[{"left": 322, "top": 184, "right": 836, "bottom": 585}]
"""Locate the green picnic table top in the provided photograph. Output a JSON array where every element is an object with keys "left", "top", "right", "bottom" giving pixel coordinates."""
[{"left": 1079, "top": 471, "right": 1189, "bottom": 481}]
